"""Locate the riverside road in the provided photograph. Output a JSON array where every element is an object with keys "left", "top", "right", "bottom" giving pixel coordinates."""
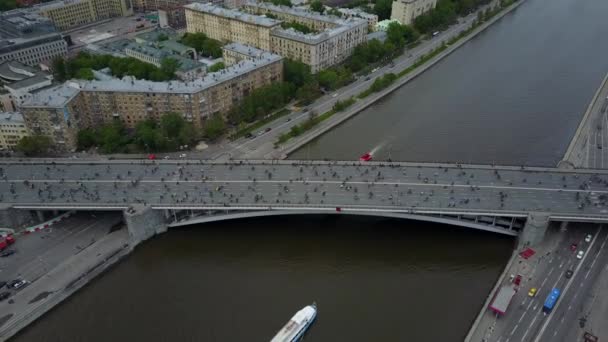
[{"left": 3, "top": 161, "right": 608, "bottom": 218}]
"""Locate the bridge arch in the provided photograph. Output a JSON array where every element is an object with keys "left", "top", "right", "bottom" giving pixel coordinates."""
[{"left": 167, "top": 210, "right": 520, "bottom": 236}]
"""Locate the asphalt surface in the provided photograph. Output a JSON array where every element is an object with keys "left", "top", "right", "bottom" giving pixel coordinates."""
[
  {"left": 470, "top": 223, "right": 602, "bottom": 342},
  {"left": 563, "top": 72, "right": 608, "bottom": 169},
  {"left": 2, "top": 161, "right": 608, "bottom": 219},
  {"left": 0, "top": 212, "right": 121, "bottom": 298}
]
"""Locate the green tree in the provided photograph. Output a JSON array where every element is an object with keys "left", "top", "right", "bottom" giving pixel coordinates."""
[
  {"left": 75, "top": 67, "right": 94, "bottom": 80},
  {"left": 309, "top": 0, "right": 324, "bottom": 13},
  {"left": 269, "top": 0, "right": 291, "bottom": 6},
  {"left": 203, "top": 114, "right": 226, "bottom": 141},
  {"left": 134, "top": 119, "right": 166, "bottom": 151},
  {"left": 16, "top": 135, "right": 51, "bottom": 156},
  {"left": 0, "top": 0, "right": 18, "bottom": 11},
  {"left": 208, "top": 62, "right": 225, "bottom": 72},
  {"left": 317, "top": 69, "right": 339, "bottom": 90},
  {"left": 374, "top": 0, "right": 392, "bottom": 20},
  {"left": 295, "top": 80, "right": 321, "bottom": 104},
  {"left": 52, "top": 57, "right": 67, "bottom": 82},
  {"left": 157, "top": 33, "right": 169, "bottom": 41},
  {"left": 161, "top": 112, "right": 186, "bottom": 139},
  {"left": 327, "top": 7, "right": 342, "bottom": 17},
  {"left": 284, "top": 59, "right": 312, "bottom": 87},
  {"left": 160, "top": 58, "right": 181, "bottom": 79},
  {"left": 98, "top": 121, "right": 128, "bottom": 153},
  {"left": 77, "top": 128, "right": 97, "bottom": 150}
]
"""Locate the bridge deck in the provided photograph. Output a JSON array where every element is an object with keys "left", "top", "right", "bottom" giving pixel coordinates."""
[{"left": 1, "top": 160, "right": 608, "bottom": 219}]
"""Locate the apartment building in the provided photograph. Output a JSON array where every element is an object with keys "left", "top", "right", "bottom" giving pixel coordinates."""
[
  {"left": 337, "top": 7, "right": 378, "bottom": 31},
  {"left": 187, "top": 2, "right": 367, "bottom": 73},
  {"left": 0, "top": 112, "right": 29, "bottom": 151},
  {"left": 35, "top": 0, "right": 133, "bottom": 31},
  {"left": 184, "top": 3, "right": 281, "bottom": 51},
  {"left": 222, "top": 42, "right": 267, "bottom": 66},
  {"left": 390, "top": 0, "right": 437, "bottom": 25},
  {"left": 20, "top": 51, "right": 283, "bottom": 150},
  {"left": 0, "top": 11, "right": 68, "bottom": 66}
]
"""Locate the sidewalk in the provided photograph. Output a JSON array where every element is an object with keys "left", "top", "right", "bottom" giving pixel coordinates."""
[{"left": 0, "top": 229, "right": 130, "bottom": 341}]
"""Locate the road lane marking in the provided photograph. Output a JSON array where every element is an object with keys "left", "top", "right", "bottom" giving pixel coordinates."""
[
  {"left": 510, "top": 324, "right": 519, "bottom": 336},
  {"left": 532, "top": 225, "right": 603, "bottom": 342},
  {"left": 521, "top": 315, "right": 538, "bottom": 341}
]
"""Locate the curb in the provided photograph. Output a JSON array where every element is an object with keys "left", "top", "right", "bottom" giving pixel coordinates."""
[
  {"left": 464, "top": 248, "right": 519, "bottom": 342},
  {"left": 21, "top": 211, "right": 75, "bottom": 235}
]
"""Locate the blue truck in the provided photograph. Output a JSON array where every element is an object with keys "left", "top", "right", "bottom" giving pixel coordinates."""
[{"left": 543, "top": 288, "right": 561, "bottom": 313}]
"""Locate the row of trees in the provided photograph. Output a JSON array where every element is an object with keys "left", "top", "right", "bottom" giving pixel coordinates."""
[
  {"left": 179, "top": 33, "right": 223, "bottom": 58},
  {"left": 414, "top": 0, "right": 492, "bottom": 33},
  {"left": 77, "top": 113, "right": 200, "bottom": 153},
  {"left": 52, "top": 52, "right": 180, "bottom": 82}
]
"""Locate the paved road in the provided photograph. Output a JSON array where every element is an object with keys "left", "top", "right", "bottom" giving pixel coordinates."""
[
  {"left": 563, "top": 72, "right": 608, "bottom": 169},
  {"left": 536, "top": 225, "right": 608, "bottom": 342},
  {"left": 0, "top": 212, "right": 121, "bottom": 286},
  {"left": 470, "top": 223, "right": 600, "bottom": 342},
  {"left": 2, "top": 161, "right": 608, "bottom": 219}
]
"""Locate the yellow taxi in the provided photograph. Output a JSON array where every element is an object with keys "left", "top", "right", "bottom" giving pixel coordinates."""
[{"left": 528, "top": 287, "right": 537, "bottom": 297}]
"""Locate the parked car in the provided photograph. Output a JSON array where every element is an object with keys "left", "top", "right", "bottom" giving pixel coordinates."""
[
  {"left": 528, "top": 287, "right": 537, "bottom": 297},
  {"left": 0, "top": 250, "right": 15, "bottom": 257},
  {"left": 265, "top": 127, "right": 272, "bottom": 132},
  {"left": 585, "top": 234, "right": 593, "bottom": 243},
  {"left": 565, "top": 270, "right": 573, "bottom": 279},
  {"left": 577, "top": 250, "right": 585, "bottom": 259},
  {"left": 570, "top": 243, "right": 577, "bottom": 252},
  {"left": 0, "top": 292, "right": 10, "bottom": 301},
  {"left": 244, "top": 132, "right": 253, "bottom": 138}
]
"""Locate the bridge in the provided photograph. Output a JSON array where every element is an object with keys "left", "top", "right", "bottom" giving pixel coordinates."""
[{"left": 1, "top": 159, "right": 608, "bottom": 246}]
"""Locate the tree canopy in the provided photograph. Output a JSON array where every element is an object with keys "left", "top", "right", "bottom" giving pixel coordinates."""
[
  {"left": 309, "top": 0, "right": 324, "bottom": 13},
  {"left": 179, "top": 33, "right": 223, "bottom": 58},
  {"left": 16, "top": 135, "right": 51, "bottom": 156}
]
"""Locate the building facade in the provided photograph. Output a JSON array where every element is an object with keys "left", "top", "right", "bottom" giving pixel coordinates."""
[
  {"left": 390, "top": 0, "right": 437, "bottom": 26},
  {"left": 337, "top": 7, "right": 378, "bottom": 31},
  {"left": 0, "top": 112, "right": 29, "bottom": 150},
  {"left": 187, "top": 2, "right": 367, "bottom": 73},
  {"left": 184, "top": 3, "right": 280, "bottom": 51},
  {"left": 36, "top": 0, "right": 133, "bottom": 31},
  {"left": 20, "top": 52, "right": 283, "bottom": 150},
  {"left": 0, "top": 11, "right": 68, "bottom": 66}
]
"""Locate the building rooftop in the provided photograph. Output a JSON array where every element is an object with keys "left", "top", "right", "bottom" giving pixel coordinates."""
[
  {"left": 134, "top": 28, "right": 180, "bottom": 43},
  {"left": 0, "top": 60, "right": 40, "bottom": 81},
  {"left": 22, "top": 51, "right": 282, "bottom": 106},
  {"left": 184, "top": 3, "right": 281, "bottom": 28},
  {"left": 0, "top": 112, "right": 25, "bottom": 124},
  {"left": 34, "top": 0, "right": 88, "bottom": 12},
  {"left": 223, "top": 42, "right": 267, "bottom": 58},
  {"left": 0, "top": 8, "right": 56, "bottom": 39},
  {"left": 20, "top": 83, "right": 80, "bottom": 108},
  {"left": 246, "top": 1, "right": 343, "bottom": 25},
  {"left": 125, "top": 42, "right": 203, "bottom": 72},
  {"left": 337, "top": 7, "right": 378, "bottom": 20},
  {"left": 5, "top": 74, "right": 51, "bottom": 91},
  {"left": 271, "top": 17, "right": 366, "bottom": 44}
]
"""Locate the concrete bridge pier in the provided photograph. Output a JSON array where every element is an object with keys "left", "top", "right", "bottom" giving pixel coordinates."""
[
  {"left": 519, "top": 212, "right": 550, "bottom": 247},
  {"left": 124, "top": 206, "right": 167, "bottom": 248},
  {"left": 0, "top": 205, "right": 35, "bottom": 229}
]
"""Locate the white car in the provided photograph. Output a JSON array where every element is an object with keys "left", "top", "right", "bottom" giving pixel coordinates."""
[
  {"left": 577, "top": 250, "right": 584, "bottom": 259},
  {"left": 585, "top": 234, "right": 592, "bottom": 243}
]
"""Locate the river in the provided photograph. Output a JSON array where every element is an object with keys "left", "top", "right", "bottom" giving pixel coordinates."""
[
  {"left": 12, "top": 0, "right": 608, "bottom": 340},
  {"left": 291, "top": 0, "right": 608, "bottom": 166},
  {"left": 13, "top": 216, "right": 512, "bottom": 341}
]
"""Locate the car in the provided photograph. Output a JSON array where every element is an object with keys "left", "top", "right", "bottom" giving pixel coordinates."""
[
  {"left": 286, "top": 118, "right": 291, "bottom": 122},
  {"left": 257, "top": 130, "right": 265, "bottom": 136},
  {"left": 0, "top": 250, "right": 15, "bottom": 257},
  {"left": 577, "top": 250, "right": 584, "bottom": 259},
  {"left": 570, "top": 243, "right": 577, "bottom": 252},
  {"left": 585, "top": 234, "right": 592, "bottom": 243},
  {"left": 332, "top": 93, "right": 338, "bottom": 98},
  {"left": 528, "top": 287, "right": 537, "bottom": 297},
  {"left": 365, "top": 76, "right": 371, "bottom": 81},
  {"left": 565, "top": 270, "right": 573, "bottom": 279},
  {"left": 8, "top": 279, "right": 27, "bottom": 290},
  {"left": 0, "top": 292, "right": 10, "bottom": 301},
  {"left": 244, "top": 132, "right": 253, "bottom": 138},
  {"left": 265, "top": 127, "right": 272, "bottom": 132}
]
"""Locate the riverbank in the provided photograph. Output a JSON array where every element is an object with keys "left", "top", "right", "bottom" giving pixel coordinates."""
[
  {"left": 0, "top": 229, "right": 130, "bottom": 341},
  {"left": 280, "top": 0, "right": 526, "bottom": 159},
  {"left": 560, "top": 71, "right": 608, "bottom": 169}
]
